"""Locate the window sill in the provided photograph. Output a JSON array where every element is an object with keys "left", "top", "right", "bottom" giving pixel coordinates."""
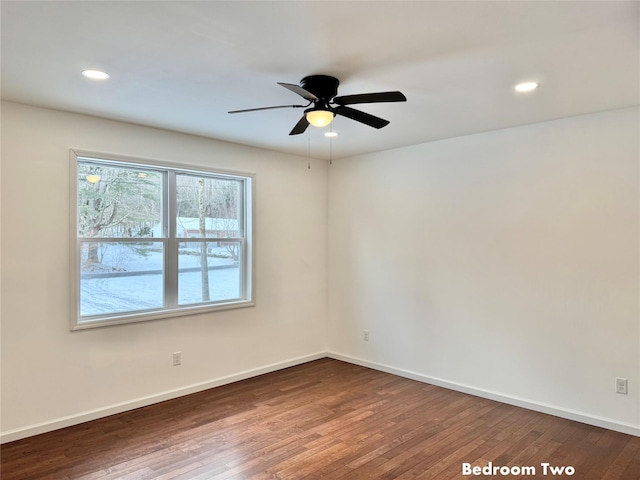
[{"left": 71, "top": 300, "right": 255, "bottom": 331}]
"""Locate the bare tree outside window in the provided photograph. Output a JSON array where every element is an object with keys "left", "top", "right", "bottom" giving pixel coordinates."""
[
  {"left": 176, "top": 174, "right": 242, "bottom": 303},
  {"left": 77, "top": 164, "right": 161, "bottom": 270}
]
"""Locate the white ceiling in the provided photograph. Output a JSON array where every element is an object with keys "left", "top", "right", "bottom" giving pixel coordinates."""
[{"left": 2, "top": 1, "right": 638, "bottom": 160}]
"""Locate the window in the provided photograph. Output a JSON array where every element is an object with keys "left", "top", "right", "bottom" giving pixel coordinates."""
[{"left": 71, "top": 151, "right": 253, "bottom": 329}]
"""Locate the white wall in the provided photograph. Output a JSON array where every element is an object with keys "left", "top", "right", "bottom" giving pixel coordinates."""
[
  {"left": 2, "top": 102, "right": 638, "bottom": 442},
  {"left": 0, "top": 102, "right": 327, "bottom": 441},
  {"left": 327, "top": 107, "right": 640, "bottom": 434}
]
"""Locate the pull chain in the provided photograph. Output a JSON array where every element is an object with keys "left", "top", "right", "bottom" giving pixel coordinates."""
[
  {"left": 329, "top": 125, "right": 333, "bottom": 165},
  {"left": 307, "top": 134, "right": 311, "bottom": 170}
]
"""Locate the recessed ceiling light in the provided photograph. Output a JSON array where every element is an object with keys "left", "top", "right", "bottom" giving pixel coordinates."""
[
  {"left": 324, "top": 132, "right": 339, "bottom": 137},
  {"left": 82, "top": 70, "right": 110, "bottom": 80},
  {"left": 514, "top": 81, "right": 539, "bottom": 93}
]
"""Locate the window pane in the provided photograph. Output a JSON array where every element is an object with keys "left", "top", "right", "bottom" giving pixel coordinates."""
[
  {"left": 77, "top": 163, "right": 163, "bottom": 238},
  {"left": 79, "top": 242, "right": 164, "bottom": 317},
  {"left": 74, "top": 153, "right": 252, "bottom": 328},
  {"left": 175, "top": 175, "right": 241, "bottom": 239},
  {"left": 178, "top": 240, "right": 241, "bottom": 305}
]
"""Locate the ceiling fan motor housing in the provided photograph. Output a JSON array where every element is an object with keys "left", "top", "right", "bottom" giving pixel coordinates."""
[{"left": 300, "top": 75, "right": 339, "bottom": 103}]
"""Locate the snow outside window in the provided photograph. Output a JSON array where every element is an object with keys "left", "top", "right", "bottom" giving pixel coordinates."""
[{"left": 71, "top": 152, "right": 254, "bottom": 329}]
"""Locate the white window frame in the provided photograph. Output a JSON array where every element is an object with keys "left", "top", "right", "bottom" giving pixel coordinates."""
[{"left": 70, "top": 150, "right": 254, "bottom": 330}]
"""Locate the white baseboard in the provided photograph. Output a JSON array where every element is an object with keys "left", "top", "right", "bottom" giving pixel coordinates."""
[
  {"left": 327, "top": 351, "right": 640, "bottom": 438},
  {"left": 4, "top": 351, "right": 638, "bottom": 443},
  {"left": 0, "top": 352, "right": 326, "bottom": 444}
]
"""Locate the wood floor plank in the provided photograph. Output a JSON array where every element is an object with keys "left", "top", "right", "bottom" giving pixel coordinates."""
[{"left": 2, "top": 358, "right": 639, "bottom": 479}]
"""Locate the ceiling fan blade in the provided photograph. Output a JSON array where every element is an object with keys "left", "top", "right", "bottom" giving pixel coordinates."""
[
  {"left": 228, "top": 104, "right": 306, "bottom": 114},
  {"left": 278, "top": 82, "right": 319, "bottom": 102},
  {"left": 289, "top": 115, "right": 310, "bottom": 135},
  {"left": 333, "top": 106, "right": 390, "bottom": 129},
  {"left": 333, "top": 91, "right": 407, "bottom": 106}
]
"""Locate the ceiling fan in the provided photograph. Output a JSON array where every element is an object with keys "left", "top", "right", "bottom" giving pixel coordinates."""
[{"left": 228, "top": 75, "right": 406, "bottom": 135}]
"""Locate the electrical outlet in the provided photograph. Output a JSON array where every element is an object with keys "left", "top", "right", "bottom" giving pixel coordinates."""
[
  {"left": 173, "top": 351, "right": 182, "bottom": 366},
  {"left": 615, "top": 377, "right": 628, "bottom": 395},
  {"left": 363, "top": 330, "right": 370, "bottom": 342}
]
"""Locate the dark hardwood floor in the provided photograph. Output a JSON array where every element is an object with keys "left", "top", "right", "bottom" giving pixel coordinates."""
[{"left": 2, "top": 358, "right": 639, "bottom": 479}]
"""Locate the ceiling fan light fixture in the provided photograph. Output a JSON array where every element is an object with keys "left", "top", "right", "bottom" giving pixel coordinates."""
[{"left": 306, "top": 109, "right": 335, "bottom": 128}]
